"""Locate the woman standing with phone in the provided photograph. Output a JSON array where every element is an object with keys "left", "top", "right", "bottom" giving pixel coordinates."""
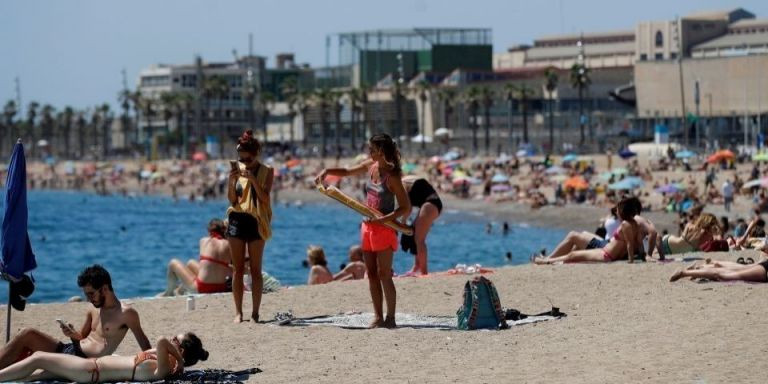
[{"left": 226, "top": 130, "right": 273, "bottom": 323}]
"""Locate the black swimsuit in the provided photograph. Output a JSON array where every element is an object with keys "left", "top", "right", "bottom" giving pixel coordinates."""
[{"left": 408, "top": 179, "right": 443, "bottom": 213}]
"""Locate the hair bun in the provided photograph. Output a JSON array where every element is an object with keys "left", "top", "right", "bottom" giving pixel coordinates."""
[{"left": 201, "top": 349, "right": 209, "bottom": 361}]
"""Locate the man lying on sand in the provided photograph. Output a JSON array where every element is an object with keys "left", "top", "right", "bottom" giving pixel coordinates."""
[{"left": 0, "top": 265, "right": 151, "bottom": 369}]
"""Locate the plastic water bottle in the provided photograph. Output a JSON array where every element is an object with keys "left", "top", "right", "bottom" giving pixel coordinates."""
[{"left": 186, "top": 296, "right": 195, "bottom": 311}]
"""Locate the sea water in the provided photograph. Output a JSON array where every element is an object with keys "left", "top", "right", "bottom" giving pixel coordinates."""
[{"left": 0, "top": 191, "right": 566, "bottom": 303}]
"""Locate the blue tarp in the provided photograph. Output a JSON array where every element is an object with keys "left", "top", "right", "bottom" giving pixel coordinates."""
[{"left": 1, "top": 141, "right": 36, "bottom": 280}]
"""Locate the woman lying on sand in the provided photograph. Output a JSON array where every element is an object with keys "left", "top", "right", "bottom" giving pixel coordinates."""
[
  {"left": 0, "top": 333, "right": 207, "bottom": 383},
  {"left": 534, "top": 197, "right": 641, "bottom": 264},
  {"left": 654, "top": 213, "right": 720, "bottom": 259},
  {"left": 670, "top": 258, "right": 768, "bottom": 283}
]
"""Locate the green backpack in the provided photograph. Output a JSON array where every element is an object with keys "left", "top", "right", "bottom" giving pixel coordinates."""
[{"left": 457, "top": 276, "right": 508, "bottom": 330}]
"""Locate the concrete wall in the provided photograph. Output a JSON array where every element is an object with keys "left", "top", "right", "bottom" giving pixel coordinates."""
[{"left": 635, "top": 55, "right": 768, "bottom": 118}]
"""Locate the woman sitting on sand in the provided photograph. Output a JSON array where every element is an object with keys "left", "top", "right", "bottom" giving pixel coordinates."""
[
  {"left": 160, "top": 219, "right": 232, "bottom": 296},
  {"left": 534, "top": 197, "right": 641, "bottom": 264},
  {"left": 670, "top": 257, "right": 768, "bottom": 283},
  {"left": 655, "top": 213, "right": 720, "bottom": 259},
  {"left": 540, "top": 207, "right": 619, "bottom": 260},
  {"left": 307, "top": 245, "right": 333, "bottom": 285},
  {"left": 0, "top": 333, "right": 207, "bottom": 383}
]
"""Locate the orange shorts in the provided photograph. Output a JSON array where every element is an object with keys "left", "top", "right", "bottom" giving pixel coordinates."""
[{"left": 360, "top": 222, "right": 398, "bottom": 252}]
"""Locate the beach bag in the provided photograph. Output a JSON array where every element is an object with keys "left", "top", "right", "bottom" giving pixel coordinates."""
[{"left": 456, "top": 276, "right": 508, "bottom": 330}]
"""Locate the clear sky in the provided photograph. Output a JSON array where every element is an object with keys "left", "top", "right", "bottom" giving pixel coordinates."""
[{"left": 2, "top": 0, "right": 767, "bottom": 113}]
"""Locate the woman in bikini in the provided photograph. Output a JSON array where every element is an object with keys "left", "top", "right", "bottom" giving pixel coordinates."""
[
  {"left": 670, "top": 256, "right": 768, "bottom": 283},
  {"left": 160, "top": 219, "right": 232, "bottom": 296},
  {"left": 0, "top": 333, "right": 207, "bottom": 383},
  {"left": 401, "top": 176, "right": 443, "bottom": 276},
  {"left": 534, "top": 197, "right": 641, "bottom": 264},
  {"left": 655, "top": 213, "right": 720, "bottom": 259},
  {"left": 315, "top": 133, "right": 411, "bottom": 328},
  {"left": 227, "top": 130, "right": 273, "bottom": 323}
]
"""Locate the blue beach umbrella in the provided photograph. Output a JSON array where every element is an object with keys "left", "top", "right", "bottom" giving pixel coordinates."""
[
  {"left": 675, "top": 150, "right": 696, "bottom": 159},
  {"left": 491, "top": 173, "right": 509, "bottom": 183},
  {"left": 1, "top": 140, "right": 37, "bottom": 341},
  {"left": 562, "top": 154, "right": 578, "bottom": 163},
  {"left": 608, "top": 177, "right": 644, "bottom": 190},
  {"left": 618, "top": 148, "right": 637, "bottom": 159}
]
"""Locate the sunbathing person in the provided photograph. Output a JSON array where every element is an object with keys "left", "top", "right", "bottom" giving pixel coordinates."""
[
  {"left": 535, "top": 197, "right": 640, "bottom": 264},
  {"left": 670, "top": 258, "right": 768, "bottom": 283},
  {"left": 307, "top": 245, "right": 333, "bottom": 285},
  {"left": 539, "top": 207, "right": 619, "bottom": 259},
  {"left": 0, "top": 333, "right": 207, "bottom": 383},
  {"left": 160, "top": 219, "right": 232, "bottom": 296},
  {"left": 729, "top": 216, "right": 766, "bottom": 250},
  {"left": 334, "top": 245, "right": 366, "bottom": 281},
  {"left": 655, "top": 213, "right": 719, "bottom": 259}
]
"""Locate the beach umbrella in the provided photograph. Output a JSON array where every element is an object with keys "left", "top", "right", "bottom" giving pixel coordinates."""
[
  {"left": 285, "top": 159, "right": 301, "bottom": 168},
  {"left": 139, "top": 169, "right": 152, "bottom": 179},
  {"left": 491, "top": 184, "right": 511, "bottom": 193},
  {"left": 191, "top": 151, "right": 208, "bottom": 161},
  {"left": 741, "top": 178, "right": 768, "bottom": 190},
  {"left": 1, "top": 140, "right": 37, "bottom": 341},
  {"left": 675, "top": 150, "right": 696, "bottom": 159},
  {"left": 654, "top": 184, "right": 684, "bottom": 194},
  {"left": 491, "top": 173, "right": 509, "bottom": 183},
  {"left": 442, "top": 150, "right": 461, "bottom": 161},
  {"left": 753, "top": 153, "right": 768, "bottom": 162},
  {"left": 707, "top": 149, "right": 735, "bottom": 164},
  {"left": 562, "top": 154, "right": 578, "bottom": 163},
  {"left": 564, "top": 176, "right": 589, "bottom": 190},
  {"left": 618, "top": 148, "right": 637, "bottom": 159},
  {"left": 545, "top": 165, "right": 566, "bottom": 174},
  {"left": 608, "top": 177, "right": 644, "bottom": 190},
  {"left": 434, "top": 127, "right": 452, "bottom": 138}
]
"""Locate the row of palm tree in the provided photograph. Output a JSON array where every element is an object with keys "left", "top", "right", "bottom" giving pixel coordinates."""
[{"left": 1, "top": 100, "right": 115, "bottom": 159}]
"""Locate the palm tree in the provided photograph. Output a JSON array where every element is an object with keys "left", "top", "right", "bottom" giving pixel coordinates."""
[
  {"left": 159, "top": 92, "right": 178, "bottom": 157},
  {"left": 312, "top": 88, "right": 333, "bottom": 158},
  {"left": 414, "top": 80, "right": 431, "bottom": 151},
  {"left": 137, "top": 94, "right": 155, "bottom": 159},
  {"left": 280, "top": 77, "right": 299, "bottom": 147},
  {"left": 512, "top": 84, "right": 535, "bottom": 144},
  {"left": 118, "top": 89, "right": 133, "bottom": 150},
  {"left": 203, "top": 75, "right": 230, "bottom": 157},
  {"left": 462, "top": 86, "right": 481, "bottom": 154},
  {"left": 75, "top": 111, "right": 87, "bottom": 159},
  {"left": 544, "top": 67, "right": 560, "bottom": 154},
  {"left": 98, "top": 104, "right": 112, "bottom": 159},
  {"left": 392, "top": 80, "right": 406, "bottom": 149},
  {"left": 39, "top": 104, "right": 55, "bottom": 152},
  {"left": 89, "top": 107, "right": 101, "bottom": 155},
  {"left": 331, "top": 91, "right": 343, "bottom": 158},
  {"left": 502, "top": 83, "right": 516, "bottom": 148},
  {"left": 570, "top": 63, "right": 591, "bottom": 144},
  {"left": 436, "top": 88, "right": 456, "bottom": 130},
  {"left": 175, "top": 92, "right": 196, "bottom": 158},
  {"left": 297, "top": 90, "right": 311, "bottom": 149},
  {"left": 478, "top": 86, "right": 494, "bottom": 155},
  {"left": 128, "top": 91, "right": 142, "bottom": 147},
  {"left": 3, "top": 100, "right": 18, "bottom": 155},
  {"left": 59, "top": 106, "right": 74, "bottom": 158},
  {"left": 25, "top": 101, "right": 39, "bottom": 157},
  {"left": 257, "top": 91, "right": 275, "bottom": 145}
]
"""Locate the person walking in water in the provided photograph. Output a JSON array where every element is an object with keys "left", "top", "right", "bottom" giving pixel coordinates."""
[
  {"left": 316, "top": 133, "right": 411, "bottom": 328},
  {"left": 227, "top": 130, "right": 273, "bottom": 323}
]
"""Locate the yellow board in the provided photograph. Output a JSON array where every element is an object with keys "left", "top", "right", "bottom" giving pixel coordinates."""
[{"left": 316, "top": 185, "right": 413, "bottom": 235}]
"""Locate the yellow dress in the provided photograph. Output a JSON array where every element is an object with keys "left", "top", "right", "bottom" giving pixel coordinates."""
[{"left": 226, "top": 162, "right": 273, "bottom": 240}]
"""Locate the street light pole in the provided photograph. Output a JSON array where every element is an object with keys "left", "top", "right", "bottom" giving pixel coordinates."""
[{"left": 695, "top": 80, "right": 700, "bottom": 150}]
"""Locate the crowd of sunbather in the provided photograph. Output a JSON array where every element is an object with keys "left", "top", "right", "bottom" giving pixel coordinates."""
[{"left": 533, "top": 196, "right": 768, "bottom": 284}]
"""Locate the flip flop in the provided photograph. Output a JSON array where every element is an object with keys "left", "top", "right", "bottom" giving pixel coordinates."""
[
  {"left": 737, "top": 257, "right": 746, "bottom": 265},
  {"left": 747, "top": 257, "right": 755, "bottom": 264}
]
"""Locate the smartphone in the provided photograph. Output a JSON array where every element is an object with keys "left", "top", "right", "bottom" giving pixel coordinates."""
[{"left": 55, "top": 319, "right": 73, "bottom": 330}]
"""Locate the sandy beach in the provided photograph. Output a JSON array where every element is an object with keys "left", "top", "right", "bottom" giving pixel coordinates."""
[
  {"left": 6, "top": 155, "right": 766, "bottom": 383},
  {"left": 2, "top": 249, "right": 766, "bottom": 383}
]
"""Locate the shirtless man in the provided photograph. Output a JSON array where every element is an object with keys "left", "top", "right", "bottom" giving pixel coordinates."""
[
  {"left": 333, "top": 245, "right": 366, "bottom": 281},
  {"left": 0, "top": 264, "right": 151, "bottom": 369}
]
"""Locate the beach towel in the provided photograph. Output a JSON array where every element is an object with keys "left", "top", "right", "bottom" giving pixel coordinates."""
[
  {"left": 268, "top": 312, "right": 557, "bottom": 330},
  {"left": 28, "top": 367, "right": 262, "bottom": 384}
]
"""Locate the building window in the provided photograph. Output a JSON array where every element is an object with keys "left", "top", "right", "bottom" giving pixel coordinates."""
[
  {"left": 655, "top": 53, "right": 664, "bottom": 60},
  {"left": 670, "top": 52, "right": 677, "bottom": 59},
  {"left": 640, "top": 54, "right": 648, "bottom": 61},
  {"left": 655, "top": 31, "right": 664, "bottom": 47}
]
